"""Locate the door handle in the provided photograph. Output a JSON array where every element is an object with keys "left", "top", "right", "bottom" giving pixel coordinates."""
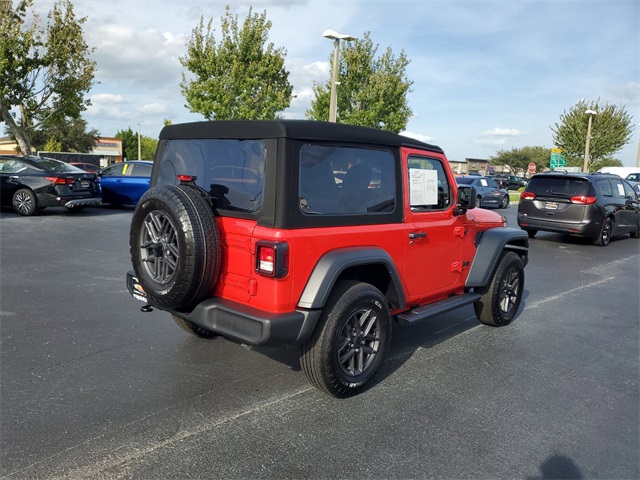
[
  {"left": 116, "top": 179, "right": 124, "bottom": 182},
  {"left": 409, "top": 232, "right": 427, "bottom": 239}
]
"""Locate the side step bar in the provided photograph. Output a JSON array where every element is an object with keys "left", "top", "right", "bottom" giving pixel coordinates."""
[{"left": 396, "top": 292, "right": 481, "bottom": 325}]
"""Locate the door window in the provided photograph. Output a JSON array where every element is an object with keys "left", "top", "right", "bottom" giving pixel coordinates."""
[
  {"left": 407, "top": 156, "right": 451, "bottom": 210},
  {"left": 101, "top": 164, "right": 126, "bottom": 176}
]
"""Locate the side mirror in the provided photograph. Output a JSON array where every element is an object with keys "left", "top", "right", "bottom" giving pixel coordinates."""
[{"left": 454, "top": 186, "right": 476, "bottom": 215}]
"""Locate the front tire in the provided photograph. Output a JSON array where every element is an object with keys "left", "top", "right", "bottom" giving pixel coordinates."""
[
  {"left": 12, "top": 189, "right": 38, "bottom": 216},
  {"left": 474, "top": 251, "right": 524, "bottom": 327},
  {"left": 300, "top": 281, "right": 391, "bottom": 398}
]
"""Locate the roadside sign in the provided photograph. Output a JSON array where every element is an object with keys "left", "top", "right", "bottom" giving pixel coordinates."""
[
  {"left": 528, "top": 163, "right": 536, "bottom": 173},
  {"left": 550, "top": 148, "right": 566, "bottom": 169}
]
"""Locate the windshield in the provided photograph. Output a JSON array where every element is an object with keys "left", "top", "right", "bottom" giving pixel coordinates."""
[
  {"left": 456, "top": 177, "right": 474, "bottom": 185},
  {"left": 32, "top": 157, "right": 85, "bottom": 173},
  {"left": 157, "top": 139, "right": 266, "bottom": 213}
]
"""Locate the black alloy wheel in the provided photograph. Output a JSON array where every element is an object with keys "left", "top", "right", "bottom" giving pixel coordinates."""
[
  {"left": 12, "top": 189, "right": 37, "bottom": 216},
  {"left": 140, "top": 210, "right": 179, "bottom": 286},
  {"left": 337, "top": 306, "right": 383, "bottom": 378}
]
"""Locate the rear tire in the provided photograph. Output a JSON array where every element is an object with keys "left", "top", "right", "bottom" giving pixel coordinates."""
[
  {"left": 172, "top": 315, "right": 218, "bottom": 339},
  {"left": 500, "top": 195, "right": 509, "bottom": 209},
  {"left": 300, "top": 281, "right": 391, "bottom": 398},
  {"left": 525, "top": 229, "right": 537, "bottom": 238},
  {"left": 12, "top": 189, "right": 38, "bottom": 216},
  {"left": 594, "top": 217, "right": 613, "bottom": 246},
  {"left": 474, "top": 251, "right": 524, "bottom": 327}
]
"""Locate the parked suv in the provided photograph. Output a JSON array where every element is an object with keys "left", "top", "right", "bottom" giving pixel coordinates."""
[
  {"left": 126, "top": 121, "right": 529, "bottom": 397},
  {"left": 518, "top": 172, "right": 640, "bottom": 245},
  {"left": 492, "top": 174, "right": 527, "bottom": 190}
]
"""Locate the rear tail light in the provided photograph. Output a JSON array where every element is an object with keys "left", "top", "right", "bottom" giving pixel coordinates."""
[
  {"left": 256, "top": 242, "right": 289, "bottom": 278},
  {"left": 570, "top": 195, "right": 597, "bottom": 205},
  {"left": 46, "top": 176, "right": 74, "bottom": 185},
  {"left": 520, "top": 192, "right": 535, "bottom": 200}
]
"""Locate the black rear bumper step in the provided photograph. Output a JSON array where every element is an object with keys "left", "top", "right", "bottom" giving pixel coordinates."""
[{"left": 396, "top": 292, "right": 481, "bottom": 324}]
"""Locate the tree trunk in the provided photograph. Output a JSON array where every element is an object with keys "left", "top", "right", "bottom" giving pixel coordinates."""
[{"left": 0, "top": 100, "right": 32, "bottom": 154}]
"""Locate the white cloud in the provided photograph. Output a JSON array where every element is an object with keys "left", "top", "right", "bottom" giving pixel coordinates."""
[
  {"left": 482, "top": 128, "right": 526, "bottom": 137},
  {"left": 90, "top": 93, "right": 125, "bottom": 104},
  {"left": 137, "top": 103, "right": 170, "bottom": 115},
  {"left": 400, "top": 131, "right": 433, "bottom": 143}
]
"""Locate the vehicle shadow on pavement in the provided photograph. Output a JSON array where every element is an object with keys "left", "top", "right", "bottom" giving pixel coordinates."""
[
  {"left": 250, "top": 289, "right": 530, "bottom": 384},
  {"left": 526, "top": 454, "right": 583, "bottom": 479}
]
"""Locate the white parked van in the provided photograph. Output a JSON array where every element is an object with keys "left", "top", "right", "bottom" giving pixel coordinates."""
[{"left": 598, "top": 166, "right": 640, "bottom": 178}]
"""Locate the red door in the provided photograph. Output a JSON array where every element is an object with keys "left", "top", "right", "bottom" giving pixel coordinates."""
[{"left": 401, "top": 148, "right": 465, "bottom": 303}]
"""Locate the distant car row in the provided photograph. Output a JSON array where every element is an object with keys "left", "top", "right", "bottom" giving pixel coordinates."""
[{"left": 0, "top": 155, "right": 151, "bottom": 216}]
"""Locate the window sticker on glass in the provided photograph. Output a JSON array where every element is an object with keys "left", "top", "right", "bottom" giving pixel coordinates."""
[
  {"left": 410, "top": 168, "right": 438, "bottom": 206},
  {"left": 617, "top": 183, "right": 625, "bottom": 197}
]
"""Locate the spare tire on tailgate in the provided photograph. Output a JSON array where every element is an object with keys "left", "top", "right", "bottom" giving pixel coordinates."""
[{"left": 130, "top": 184, "right": 221, "bottom": 310}]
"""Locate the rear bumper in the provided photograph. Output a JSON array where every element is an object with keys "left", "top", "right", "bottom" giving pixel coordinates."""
[
  {"left": 126, "top": 271, "right": 320, "bottom": 346},
  {"left": 517, "top": 214, "right": 600, "bottom": 238},
  {"left": 64, "top": 197, "right": 102, "bottom": 208}
]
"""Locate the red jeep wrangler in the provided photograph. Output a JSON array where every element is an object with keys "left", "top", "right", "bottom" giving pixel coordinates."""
[{"left": 127, "top": 120, "right": 528, "bottom": 398}]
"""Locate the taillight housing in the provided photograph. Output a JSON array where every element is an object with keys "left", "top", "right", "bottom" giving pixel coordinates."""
[
  {"left": 255, "top": 241, "right": 289, "bottom": 278},
  {"left": 46, "top": 176, "right": 73, "bottom": 185},
  {"left": 520, "top": 191, "right": 535, "bottom": 200},
  {"left": 570, "top": 195, "right": 597, "bottom": 205}
]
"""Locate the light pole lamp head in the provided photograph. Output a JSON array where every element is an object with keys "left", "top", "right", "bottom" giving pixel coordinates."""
[{"left": 322, "top": 29, "right": 357, "bottom": 41}]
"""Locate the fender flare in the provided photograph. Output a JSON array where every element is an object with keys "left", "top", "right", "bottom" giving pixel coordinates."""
[
  {"left": 466, "top": 227, "right": 529, "bottom": 288},
  {"left": 297, "top": 247, "right": 406, "bottom": 310}
]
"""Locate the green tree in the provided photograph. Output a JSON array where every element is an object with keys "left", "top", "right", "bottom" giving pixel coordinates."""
[
  {"left": 31, "top": 115, "right": 98, "bottom": 152},
  {"left": 490, "top": 146, "right": 551, "bottom": 175},
  {"left": 307, "top": 32, "right": 413, "bottom": 133},
  {"left": 551, "top": 99, "right": 633, "bottom": 172},
  {"left": 180, "top": 6, "right": 293, "bottom": 120},
  {"left": 140, "top": 136, "right": 158, "bottom": 160},
  {"left": 114, "top": 127, "right": 158, "bottom": 160},
  {"left": 0, "top": 0, "right": 97, "bottom": 154}
]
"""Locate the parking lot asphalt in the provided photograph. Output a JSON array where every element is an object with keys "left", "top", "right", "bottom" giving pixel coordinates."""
[{"left": 1, "top": 205, "right": 638, "bottom": 479}]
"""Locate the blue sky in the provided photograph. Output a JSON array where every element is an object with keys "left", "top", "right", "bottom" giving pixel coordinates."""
[{"left": 29, "top": 0, "right": 639, "bottom": 165}]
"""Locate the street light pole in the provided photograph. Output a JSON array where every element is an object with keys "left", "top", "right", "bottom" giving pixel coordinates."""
[
  {"left": 583, "top": 109, "right": 597, "bottom": 173},
  {"left": 636, "top": 123, "right": 640, "bottom": 168},
  {"left": 322, "top": 29, "right": 357, "bottom": 123}
]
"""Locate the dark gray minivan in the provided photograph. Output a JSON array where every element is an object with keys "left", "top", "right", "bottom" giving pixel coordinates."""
[{"left": 517, "top": 172, "right": 640, "bottom": 246}]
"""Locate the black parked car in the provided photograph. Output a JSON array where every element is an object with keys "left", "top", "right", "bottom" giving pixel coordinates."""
[
  {"left": 0, "top": 155, "right": 101, "bottom": 216},
  {"left": 456, "top": 175, "right": 509, "bottom": 209},
  {"left": 518, "top": 172, "right": 640, "bottom": 246}
]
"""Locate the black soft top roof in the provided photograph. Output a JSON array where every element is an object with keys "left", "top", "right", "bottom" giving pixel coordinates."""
[{"left": 159, "top": 120, "right": 443, "bottom": 153}]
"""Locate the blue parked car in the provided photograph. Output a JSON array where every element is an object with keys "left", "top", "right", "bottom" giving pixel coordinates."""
[{"left": 99, "top": 161, "right": 152, "bottom": 206}]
